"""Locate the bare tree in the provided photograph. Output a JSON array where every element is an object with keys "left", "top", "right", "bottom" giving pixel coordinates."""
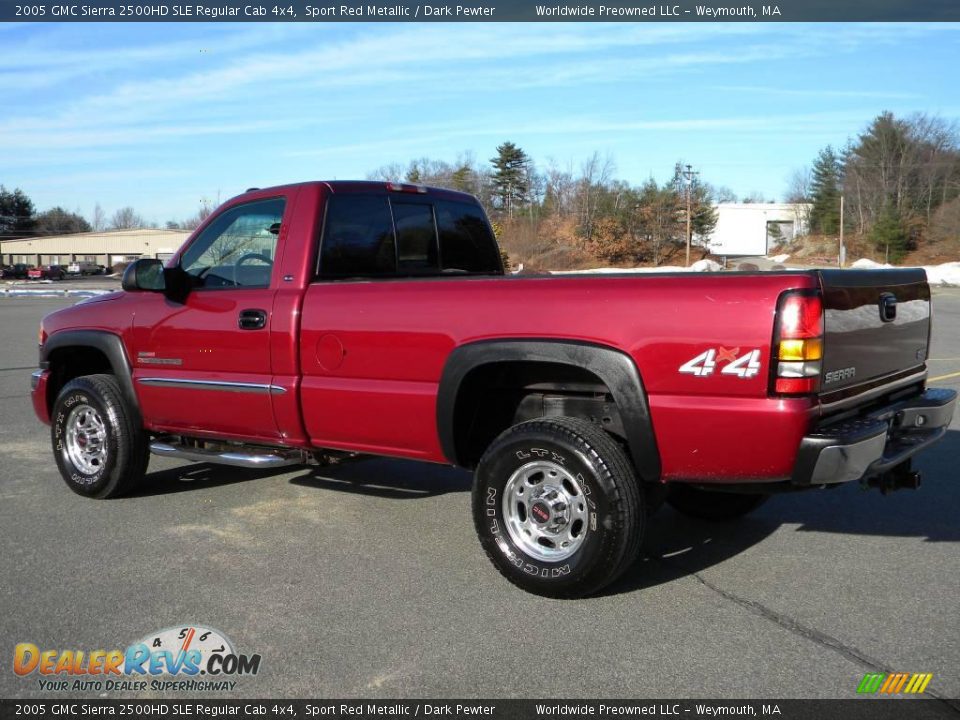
[
  {"left": 577, "top": 152, "right": 615, "bottom": 241},
  {"left": 785, "top": 167, "right": 812, "bottom": 203},
  {"left": 543, "top": 159, "right": 577, "bottom": 218},
  {"left": 740, "top": 192, "right": 771, "bottom": 204},
  {"left": 713, "top": 186, "right": 738, "bottom": 203},
  {"left": 91, "top": 203, "right": 107, "bottom": 232},
  {"left": 110, "top": 206, "right": 145, "bottom": 230}
]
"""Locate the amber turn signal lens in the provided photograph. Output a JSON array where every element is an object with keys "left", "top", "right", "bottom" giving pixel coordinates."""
[{"left": 778, "top": 338, "right": 823, "bottom": 361}]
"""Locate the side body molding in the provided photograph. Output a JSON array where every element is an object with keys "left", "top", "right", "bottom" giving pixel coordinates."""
[
  {"left": 40, "top": 329, "right": 142, "bottom": 424},
  {"left": 436, "top": 339, "right": 661, "bottom": 482}
]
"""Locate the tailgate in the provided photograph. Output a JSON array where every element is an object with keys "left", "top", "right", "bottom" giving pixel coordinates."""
[{"left": 818, "top": 268, "right": 930, "bottom": 399}]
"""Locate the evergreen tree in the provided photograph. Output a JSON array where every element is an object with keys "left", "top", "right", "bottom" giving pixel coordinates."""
[
  {"left": 809, "top": 146, "right": 842, "bottom": 235},
  {"left": 870, "top": 205, "right": 910, "bottom": 262},
  {"left": 450, "top": 164, "right": 474, "bottom": 193},
  {"left": 490, "top": 142, "right": 531, "bottom": 217},
  {"left": 0, "top": 185, "right": 36, "bottom": 238}
]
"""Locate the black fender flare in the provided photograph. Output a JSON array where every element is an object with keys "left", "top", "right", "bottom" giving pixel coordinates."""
[
  {"left": 436, "top": 339, "right": 661, "bottom": 482},
  {"left": 40, "top": 329, "right": 142, "bottom": 425}
]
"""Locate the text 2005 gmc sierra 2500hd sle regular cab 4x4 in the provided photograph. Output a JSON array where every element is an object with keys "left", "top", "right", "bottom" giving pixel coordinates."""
[{"left": 30, "top": 181, "right": 956, "bottom": 597}]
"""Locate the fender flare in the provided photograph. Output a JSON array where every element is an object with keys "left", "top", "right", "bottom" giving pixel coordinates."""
[
  {"left": 436, "top": 339, "right": 661, "bottom": 482},
  {"left": 40, "top": 329, "right": 142, "bottom": 424}
]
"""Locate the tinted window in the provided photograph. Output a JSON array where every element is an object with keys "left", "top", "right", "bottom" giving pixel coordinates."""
[
  {"left": 320, "top": 196, "right": 396, "bottom": 277},
  {"left": 392, "top": 202, "right": 438, "bottom": 274},
  {"left": 436, "top": 201, "right": 502, "bottom": 274},
  {"left": 180, "top": 198, "right": 284, "bottom": 289},
  {"left": 318, "top": 194, "right": 502, "bottom": 279}
]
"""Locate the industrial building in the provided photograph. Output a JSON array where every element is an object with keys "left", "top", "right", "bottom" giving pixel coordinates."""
[
  {"left": 707, "top": 203, "right": 811, "bottom": 257},
  {"left": 0, "top": 228, "right": 189, "bottom": 270}
]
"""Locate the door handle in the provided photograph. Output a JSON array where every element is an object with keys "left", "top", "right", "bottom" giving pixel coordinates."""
[{"left": 238, "top": 309, "right": 268, "bottom": 330}]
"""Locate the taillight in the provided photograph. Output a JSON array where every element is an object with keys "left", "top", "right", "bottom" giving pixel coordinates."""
[{"left": 772, "top": 291, "right": 823, "bottom": 395}]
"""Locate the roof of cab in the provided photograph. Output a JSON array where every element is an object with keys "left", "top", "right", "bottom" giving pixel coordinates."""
[{"left": 238, "top": 180, "right": 480, "bottom": 205}]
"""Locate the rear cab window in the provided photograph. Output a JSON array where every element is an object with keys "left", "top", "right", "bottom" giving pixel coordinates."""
[{"left": 318, "top": 193, "right": 503, "bottom": 279}]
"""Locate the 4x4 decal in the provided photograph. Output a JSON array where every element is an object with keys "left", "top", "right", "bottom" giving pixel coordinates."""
[{"left": 679, "top": 347, "right": 762, "bottom": 378}]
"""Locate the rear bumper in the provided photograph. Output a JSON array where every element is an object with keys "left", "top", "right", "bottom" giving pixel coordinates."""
[{"left": 792, "top": 388, "right": 957, "bottom": 486}]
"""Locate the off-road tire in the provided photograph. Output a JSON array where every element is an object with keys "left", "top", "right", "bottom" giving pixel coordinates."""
[
  {"left": 51, "top": 374, "right": 149, "bottom": 498},
  {"left": 472, "top": 417, "right": 644, "bottom": 598},
  {"left": 666, "top": 484, "right": 768, "bottom": 521}
]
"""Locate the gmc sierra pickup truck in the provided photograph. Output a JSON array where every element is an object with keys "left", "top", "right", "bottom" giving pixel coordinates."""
[{"left": 31, "top": 181, "right": 956, "bottom": 597}]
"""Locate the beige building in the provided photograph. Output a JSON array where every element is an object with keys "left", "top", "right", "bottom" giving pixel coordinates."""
[{"left": 0, "top": 228, "right": 190, "bottom": 269}]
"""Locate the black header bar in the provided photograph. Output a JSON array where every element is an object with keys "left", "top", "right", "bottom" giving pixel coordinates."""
[{"left": 2, "top": 699, "right": 959, "bottom": 720}]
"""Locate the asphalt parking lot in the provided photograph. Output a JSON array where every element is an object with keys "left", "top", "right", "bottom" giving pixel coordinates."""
[{"left": 0, "top": 291, "right": 958, "bottom": 701}]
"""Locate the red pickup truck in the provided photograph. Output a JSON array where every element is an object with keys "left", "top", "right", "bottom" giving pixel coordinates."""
[{"left": 31, "top": 181, "right": 956, "bottom": 597}]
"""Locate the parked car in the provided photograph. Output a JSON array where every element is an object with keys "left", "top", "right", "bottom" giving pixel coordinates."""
[
  {"left": 28, "top": 264, "right": 66, "bottom": 281},
  {"left": 2, "top": 263, "right": 34, "bottom": 279},
  {"left": 67, "top": 261, "right": 102, "bottom": 276},
  {"left": 29, "top": 181, "right": 957, "bottom": 598}
]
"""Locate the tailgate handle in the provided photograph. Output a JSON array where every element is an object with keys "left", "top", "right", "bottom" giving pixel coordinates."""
[{"left": 879, "top": 293, "right": 897, "bottom": 323}]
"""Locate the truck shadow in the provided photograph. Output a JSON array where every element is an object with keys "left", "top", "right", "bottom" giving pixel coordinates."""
[
  {"left": 607, "top": 427, "right": 960, "bottom": 595},
  {"left": 290, "top": 456, "right": 472, "bottom": 499},
  {"left": 133, "top": 462, "right": 296, "bottom": 496},
  {"left": 137, "top": 429, "right": 958, "bottom": 595}
]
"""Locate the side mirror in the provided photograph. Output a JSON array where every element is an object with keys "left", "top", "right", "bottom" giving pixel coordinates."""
[{"left": 121, "top": 258, "right": 165, "bottom": 292}]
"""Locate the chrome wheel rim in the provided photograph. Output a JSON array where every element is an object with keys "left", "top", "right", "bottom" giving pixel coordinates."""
[
  {"left": 64, "top": 403, "right": 108, "bottom": 476},
  {"left": 502, "top": 460, "right": 589, "bottom": 562}
]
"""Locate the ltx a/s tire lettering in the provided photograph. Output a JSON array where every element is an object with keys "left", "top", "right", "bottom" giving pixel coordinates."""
[{"left": 472, "top": 417, "right": 644, "bottom": 598}]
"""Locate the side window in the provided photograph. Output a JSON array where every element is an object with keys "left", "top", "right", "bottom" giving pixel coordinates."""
[
  {"left": 392, "top": 202, "right": 438, "bottom": 274},
  {"left": 436, "top": 201, "right": 503, "bottom": 274},
  {"left": 181, "top": 198, "right": 285, "bottom": 289},
  {"left": 320, "top": 195, "right": 396, "bottom": 277}
]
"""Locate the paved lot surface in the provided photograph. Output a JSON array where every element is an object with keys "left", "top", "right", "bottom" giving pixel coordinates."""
[{"left": 0, "top": 292, "right": 958, "bottom": 701}]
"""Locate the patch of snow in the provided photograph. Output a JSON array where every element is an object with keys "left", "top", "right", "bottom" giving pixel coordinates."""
[
  {"left": 552, "top": 262, "right": 718, "bottom": 274},
  {"left": 850, "top": 258, "right": 892, "bottom": 269},
  {"left": 769, "top": 254, "right": 791, "bottom": 263},
  {"left": 848, "top": 258, "right": 960, "bottom": 286},
  {"left": 690, "top": 258, "right": 723, "bottom": 272},
  {"left": 923, "top": 262, "right": 960, "bottom": 286}
]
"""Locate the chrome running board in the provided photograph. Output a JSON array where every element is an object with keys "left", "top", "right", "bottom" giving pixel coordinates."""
[{"left": 149, "top": 440, "right": 303, "bottom": 469}]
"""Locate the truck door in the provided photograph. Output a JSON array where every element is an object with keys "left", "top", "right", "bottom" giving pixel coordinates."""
[{"left": 130, "top": 195, "right": 289, "bottom": 441}]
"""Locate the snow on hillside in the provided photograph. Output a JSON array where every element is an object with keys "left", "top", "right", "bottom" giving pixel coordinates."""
[{"left": 851, "top": 258, "right": 960, "bottom": 286}]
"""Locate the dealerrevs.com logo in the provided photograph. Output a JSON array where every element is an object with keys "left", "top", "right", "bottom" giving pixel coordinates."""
[{"left": 14, "top": 625, "right": 261, "bottom": 692}]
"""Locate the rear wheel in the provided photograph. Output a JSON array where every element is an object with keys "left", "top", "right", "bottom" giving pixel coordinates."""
[
  {"left": 51, "top": 374, "right": 149, "bottom": 498},
  {"left": 472, "top": 417, "right": 644, "bottom": 598},
  {"left": 666, "top": 484, "right": 768, "bottom": 521}
]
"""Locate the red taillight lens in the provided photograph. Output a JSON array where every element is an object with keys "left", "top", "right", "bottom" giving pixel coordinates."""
[
  {"left": 772, "top": 291, "right": 824, "bottom": 396},
  {"left": 774, "top": 377, "right": 818, "bottom": 394},
  {"left": 778, "top": 293, "right": 823, "bottom": 339}
]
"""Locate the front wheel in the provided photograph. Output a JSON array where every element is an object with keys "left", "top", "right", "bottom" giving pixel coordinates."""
[
  {"left": 472, "top": 417, "right": 644, "bottom": 598},
  {"left": 51, "top": 374, "right": 149, "bottom": 498},
  {"left": 666, "top": 484, "right": 769, "bottom": 521}
]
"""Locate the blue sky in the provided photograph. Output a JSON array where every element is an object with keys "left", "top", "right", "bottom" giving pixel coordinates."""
[{"left": 1, "top": 22, "right": 958, "bottom": 224}]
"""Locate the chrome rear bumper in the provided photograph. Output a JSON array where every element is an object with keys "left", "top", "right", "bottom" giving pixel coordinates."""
[{"left": 792, "top": 388, "right": 956, "bottom": 486}]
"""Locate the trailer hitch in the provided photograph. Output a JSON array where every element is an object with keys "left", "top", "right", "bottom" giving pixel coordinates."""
[{"left": 862, "top": 461, "right": 922, "bottom": 494}]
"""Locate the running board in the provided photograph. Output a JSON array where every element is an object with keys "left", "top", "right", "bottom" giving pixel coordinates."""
[{"left": 149, "top": 441, "right": 303, "bottom": 469}]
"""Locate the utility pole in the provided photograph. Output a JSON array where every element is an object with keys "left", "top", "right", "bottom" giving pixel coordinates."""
[
  {"left": 838, "top": 194, "right": 845, "bottom": 268},
  {"left": 683, "top": 164, "right": 699, "bottom": 267}
]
